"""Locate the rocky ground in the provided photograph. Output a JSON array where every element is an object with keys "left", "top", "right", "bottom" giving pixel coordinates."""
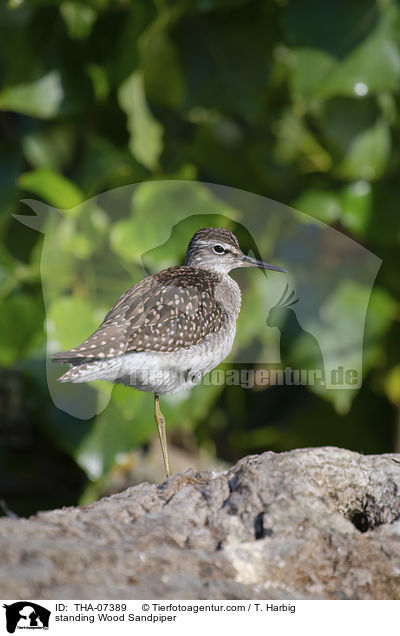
[{"left": 1, "top": 446, "right": 400, "bottom": 599}]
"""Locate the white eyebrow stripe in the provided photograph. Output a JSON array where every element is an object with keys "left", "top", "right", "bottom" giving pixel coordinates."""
[{"left": 195, "top": 240, "right": 230, "bottom": 249}]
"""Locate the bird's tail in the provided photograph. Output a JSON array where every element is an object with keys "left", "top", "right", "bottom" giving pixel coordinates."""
[
  {"left": 51, "top": 350, "right": 86, "bottom": 382},
  {"left": 51, "top": 350, "right": 79, "bottom": 364}
]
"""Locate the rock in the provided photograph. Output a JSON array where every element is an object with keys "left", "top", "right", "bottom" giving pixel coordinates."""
[{"left": 0, "top": 447, "right": 400, "bottom": 599}]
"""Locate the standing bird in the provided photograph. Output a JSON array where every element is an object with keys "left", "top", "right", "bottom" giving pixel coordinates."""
[{"left": 52, "top": 228, "right": 286, "bottom": 478}]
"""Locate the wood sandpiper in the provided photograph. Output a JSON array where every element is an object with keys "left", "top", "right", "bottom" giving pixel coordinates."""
[{"left": 52, "top": 228, "right": 286, "bottom": 478}]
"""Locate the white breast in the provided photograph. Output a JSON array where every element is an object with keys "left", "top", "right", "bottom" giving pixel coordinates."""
[{"left": 118, "top": 319, "right": 237, "bottom": 394}]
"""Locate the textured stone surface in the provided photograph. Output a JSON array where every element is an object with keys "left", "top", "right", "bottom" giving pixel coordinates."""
[{"left": 1, "top": 447, "right": 400, "bottom": 599}]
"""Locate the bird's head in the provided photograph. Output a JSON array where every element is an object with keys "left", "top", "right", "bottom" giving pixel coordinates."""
[{"left": 184, "top": 227, "right": 287, "bottom": 275}]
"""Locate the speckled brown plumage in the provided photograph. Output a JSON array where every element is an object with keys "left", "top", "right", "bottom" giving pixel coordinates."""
[{"left": 51, "top": 266, "right": 227, "bottom": 362}]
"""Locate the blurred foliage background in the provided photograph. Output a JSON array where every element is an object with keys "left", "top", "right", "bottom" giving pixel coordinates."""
[{"left": 0, "top": 0, "right": 399, "bottom": 516}]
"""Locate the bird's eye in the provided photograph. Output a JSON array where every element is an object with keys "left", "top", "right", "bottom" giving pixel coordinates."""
[{"left": 212, "top": 244, "right": 225, "bottom": 254}]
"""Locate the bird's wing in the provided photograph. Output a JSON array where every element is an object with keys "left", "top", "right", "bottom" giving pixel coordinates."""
[{"left": 51, "top": 267, "right": 226, "bottom": 361}]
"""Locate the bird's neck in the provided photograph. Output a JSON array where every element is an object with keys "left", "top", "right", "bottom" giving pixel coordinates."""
[{"left": 214, "top": 273, "right": 242, "bottom": 320}]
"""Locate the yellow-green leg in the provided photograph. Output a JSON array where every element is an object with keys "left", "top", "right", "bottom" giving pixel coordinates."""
[{"left": 154, "top": 394, "right": 171, "bottom": 478}]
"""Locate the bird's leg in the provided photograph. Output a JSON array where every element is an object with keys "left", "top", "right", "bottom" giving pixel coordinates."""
[{"left": 154, "top": 394, "right": 171, "bottom": 478}]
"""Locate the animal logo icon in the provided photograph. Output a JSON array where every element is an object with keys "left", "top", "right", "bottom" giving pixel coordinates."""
[{"left": 2, "top": 602, "right": 50, "bottom": 634}]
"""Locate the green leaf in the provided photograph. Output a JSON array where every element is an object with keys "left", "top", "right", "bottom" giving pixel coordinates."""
[
  {"left": 293, "top": 188, "right": 342, "bottom": 224},
  {"left": 18, "top": 169, "right": 84, "bottom": 209},
  {"left": 290, "top": 270, "right": 393, "bottom": 418},
  {"left": 74, "top": 387, "right": 150, "bottom": 478},
  {"left": 77, "top": 136, "right": 147, "bottom": 195},
  {"left": 317, "top": 28, "right": 400, "bottom": 100},
  {"left": 22, "top": 125, "right": 77, "bottom": 170},
  {"left": 318, "top": 95, "right": 380, "bottom": 160},
  {"left": 0, "top": 293, "right": 43, "bottom": 366},
  {"left": 286, "top": 14, "right": 400, "bottom": 105},
  {"left": 140, "top": 25, "right": 185, "bottom": 109},
  {"left": 282, "top": 0, "right": 378, "bottom": 56},
  {"left": 117, "top": 71, "right": 163, "bottom": 171},
  {"left": 178, "top": 5, "right": 277, "bottom": 123},
  {"left": 110, "top": 180, "right": 239, "bottom": 263},
  {"left": 47, "top": 296, "right": 100, "bottom": 352},
  {"left": 339, "top": 180, "right": 372, "bottom": 235},
  {"left": 60, "top": 2, "right": 97, "bottom": 40},
  {"left": 363, "top": 285, "right": 397, "bottom": 372},
  {"left": 384, "top": 365, "right": 400, "bottom": 405},
  {"left": 366, "top": 180, "right": 400, "bottom": 245},
  {"left": 0, "top": 71, "right": 63, "bottom": 119},
  {"left": 0, "top": 144, "right": 23, "bottom": 214},
  {"left": 274, "top": 109, "right": 332, "bottom": 172},
  {"left": 85, "top": 63, "right": 110, "bottom": 101},
  {"left": 335, "top": 119, "right": 391, "bottom": 181},
  {"left": 287, "top": 48, "right": 336, "bottom": 104}
]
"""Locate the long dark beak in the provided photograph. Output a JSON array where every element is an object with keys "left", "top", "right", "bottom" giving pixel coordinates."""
[{"left": 241, "top": 254, "right": 287, "bottom": 273}]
